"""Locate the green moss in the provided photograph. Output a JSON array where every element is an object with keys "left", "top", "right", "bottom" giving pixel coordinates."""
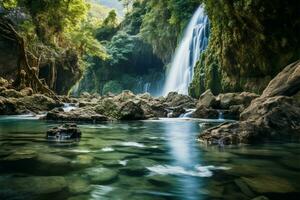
[
  {"left": 102, "top": 80, "right": 123, "bottom": 95},
  {"left": 190, "top": 0, "right": 300, "bottom": 97}
]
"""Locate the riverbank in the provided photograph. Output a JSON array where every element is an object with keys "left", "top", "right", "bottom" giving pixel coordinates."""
[{"left": 1, "top": 60, "right": 300, "bottom": 145}]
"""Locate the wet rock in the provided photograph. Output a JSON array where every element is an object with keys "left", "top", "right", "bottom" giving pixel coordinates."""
[
  {"left": 67, "top": 177, "right": 91, "bottom": 194},
  {"left": 85, "top": 167, "right": 118, "bottom": 184},
  {"left": 242, "top": 176, "right": 296, "bottom": 193},
  {"left": 45, "top": 108, "right": 108, "bottom": 123},
  {"left": 218, "top": 92, "right": 258, "bottom": 109},
  {"left": 36, "top": 153, "right": 71, "bottom": 167},
  {"left": 71, "top": 155, "right": 93, "bottom": 168},
  {"left": 20, "top": 94, "right": 62, "bottom": 113},
  {"left": 163, "top": 92, "right": 197, "bottom": 108},
  {"left": 68, "top": 195, "right": 90, "bottom": 200},
  {"left": 0, "top": 176, "right": 67, "bottom": 195},
  {"left": 251, "top": 196, "right": 269, "bottom": 200},
  {"left": 0, "top": 97, "right": 18, "bottom": 114},
  {"left": 199, "top": 61, "right": 300, "bottom": 145},
  {"left": 167, "top": 106, "right": 186, "bottom": 118},
  {"left": 121, "top": 158, "right": 157, "bottom": 176},
  {"left": 114, "top": 90, "right": 136, "bottom": 102},
  {"left": 261, "top": 60, "right": 300, "bottom": 98},
  {"left": 118, "top": 101, "right": 145, "bottom": 120},
  {"left": 197, "top": 89, "right": 218, "bottom": 108},
  {"left": 47, "top": 123, "right": 81, "bottom": 140},
  {"left": 148, "top": 175, "right": 173, "bottom": 187},
  {"left": 192, "top": 106, "right": 219, "bottom": 119},
  {"left": 234, "top": 179, "right": 255, "bottom": 197}
]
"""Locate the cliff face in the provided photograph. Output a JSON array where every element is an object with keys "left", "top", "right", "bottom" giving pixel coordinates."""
[
  {"left": 190, "top": 0, "right": 300, "bottom": 97},
  {"left": 0, "top": 34, "right": 81, "bottom": 95}
]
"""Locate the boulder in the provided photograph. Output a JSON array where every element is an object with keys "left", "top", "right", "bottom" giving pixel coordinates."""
[
  {"left": 46, "top": 123, "right": 81, "bottom": 140},
  {"left": 114, "top": 90, "right": 136, "bottom": 102},
  {"left": 118, "top": 101, "right": 145, "bottom": 120},
  {"left": 45, "top": 108, "right": 108, "bottom": 123},
  {"left": 0, "top": 176, "right": 67, "bottom": 195},
  {"left": 192, "top": 106, "right": 219, "bottom": 119},
  {"left": 0, "top": 88, "right": 24, "bottom": 98},
  {"left": 167, "top": 106, "right": 186, "bottom": 118},
  {"left": 261, "top": 60, "right": 300, "bottom": 98},
  {"left": 197, "top": 89, "right": 218, "bottom": 108},
  {"left": 20, "top": 94, "right": 62, "bottom": 112},
  {"left": 218, "top": 92, "right": 258, "bottom": 109},
  {"left": 164, "top": 92, "right": 197, "bottom": 108},
  {"left": 199, "top": 60, "right": 300, "bottom": 145},
  {"left": 199, "top": 96, "right": 300, "bottom": 145}
]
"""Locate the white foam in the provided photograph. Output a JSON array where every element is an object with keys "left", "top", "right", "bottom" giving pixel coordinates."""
[
  {"left": 69, "top": 149, "right": 91, "bottom": 153},
  {"left": 91, "top": 185, "right": 114, "bottom": 199},
  {"left": 101, "top": 147, "right": 114, "bottom": 152},
  {"left": 147, "top": 165, "right": 230, "bottom": 177},
  {"left": 119, "top": 160, "right": 128, "bottom": 166},
  {"left": 119, "top": 142, "right": 145, "bottom": 148}
]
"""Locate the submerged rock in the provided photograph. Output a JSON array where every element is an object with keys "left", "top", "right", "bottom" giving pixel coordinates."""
[
  {"left": 0, "top": 176, "right": 67, "bottom": 195},
  {"left": 84, "top": 167, "right": 118, "bottom": 184},
  {"left": 241, "top": 176, "right": 297, "bottom": 194},
  {"left": 46, "top": 123, "right": 81, "bottom": 140}
]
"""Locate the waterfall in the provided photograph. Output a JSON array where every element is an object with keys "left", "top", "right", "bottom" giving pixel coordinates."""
[{"left": 163, "top": 6, "right": 209, "bottom": 96}]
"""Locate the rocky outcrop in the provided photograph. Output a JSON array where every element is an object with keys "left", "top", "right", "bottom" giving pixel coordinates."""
[
  {"left": 47, "top": 123, "right": 81, "bottom": 141},
  {"left": 193, "top": 90, "right": 258, "bottom": 120},
  {"left": 199, "top": 61, "right": 300, "bottom": 145},
  {"left": 45, "top": 107, "right": 108, "bottom": 123}
]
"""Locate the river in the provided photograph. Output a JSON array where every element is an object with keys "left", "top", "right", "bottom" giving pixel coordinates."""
[{"left": 0, "top": 116, "right": 299, "bottom": 200}]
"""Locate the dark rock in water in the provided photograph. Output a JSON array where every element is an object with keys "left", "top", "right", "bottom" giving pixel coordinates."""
[
  {"left": 199, "top": 61, "right": 300, "bottom": 145},
  {"left": 167, "top": 106, "right": 186, "bottom": 118},
  {"left": 192, "top": 106, "right": 219, "bottom": 119},
  {"left": 193, "top": 89, "right": 258, "bottom": 119},
  {"left": 47, "top": 123, "right": 81, "bottom": 141}
]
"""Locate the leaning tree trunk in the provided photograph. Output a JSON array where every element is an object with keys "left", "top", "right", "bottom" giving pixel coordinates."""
[{"left": 0, "top": 17, "right": 60, "bottom": 101}]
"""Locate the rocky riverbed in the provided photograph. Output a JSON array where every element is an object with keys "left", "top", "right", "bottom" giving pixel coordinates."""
[{"left": 1, "top": 60, "right": 300, "bottom": 145}]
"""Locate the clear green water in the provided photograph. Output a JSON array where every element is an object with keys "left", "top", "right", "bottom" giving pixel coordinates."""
[{"left": 0, "top": 116, "right": 299, "bottom": 200}]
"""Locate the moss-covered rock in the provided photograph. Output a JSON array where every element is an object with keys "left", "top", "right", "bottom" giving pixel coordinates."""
[{"left": 191, "top": 0, "right": 300, "bottom": 98}]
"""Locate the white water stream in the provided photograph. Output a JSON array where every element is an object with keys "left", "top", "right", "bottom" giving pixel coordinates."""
[{"left": 163, "top": 6, "right": 209, "bottom": 96}]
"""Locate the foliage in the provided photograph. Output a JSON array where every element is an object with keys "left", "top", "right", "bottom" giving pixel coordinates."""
[
  {"left": 140, "top": 0, "right": 201, "bottom": 63},
  {"left": 106, "top": 31, "right": 134, "bottom": 65},
  {"left": 96, "top": 10, "right": 119, "bottom": 41},
  {"left": 102, "top": 80, "right": 123, "bottom": 95},
  {"left": 197, "top": 0, "right": 300, "bottom": 94}
]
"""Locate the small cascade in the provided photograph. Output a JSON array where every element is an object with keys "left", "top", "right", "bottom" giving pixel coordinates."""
[
  {"left": 163, "top": 5, "right": 209, "bottom": 96},
  {"left": 180, "top": 109, "right": 196, "bottom": 118},
  {"left": 218, "top": 110, "right": 224, "bottom": 120},
  {"left": 62, "top": 103, "right": 78, "bottom": 112}
]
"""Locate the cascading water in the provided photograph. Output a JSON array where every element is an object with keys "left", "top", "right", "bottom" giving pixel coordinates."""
[{"left": 163, "top": 5, "right": 209, "bottom": 96}]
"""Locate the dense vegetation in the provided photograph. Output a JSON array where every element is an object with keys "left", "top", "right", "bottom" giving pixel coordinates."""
[
  {"left": 1, "top": 0, "right": 299, "bottom": 97},
  {"left": 75, "top": 0, "right": 200, "bottom": 96},
  {"left": 190, "top": 0, "right": 300, "bottom": 97}
]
